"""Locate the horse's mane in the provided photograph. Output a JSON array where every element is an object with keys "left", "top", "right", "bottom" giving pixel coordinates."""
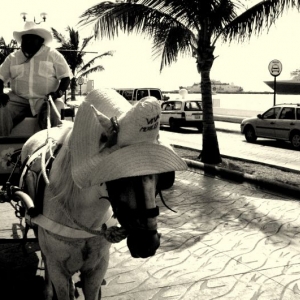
[{"left": 49, "top": 131, "right": 82, "bottom": 208}]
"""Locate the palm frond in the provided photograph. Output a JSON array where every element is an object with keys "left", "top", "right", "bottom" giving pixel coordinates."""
[
  {"left": 78, "top": 65, "right": 105, "bottom": 78},
  {"left": 51, "top": 28, "right": 66, "bottom": 44},
  {"left": 78, "top": 51, "right": 114, "bottom": 73},
  {"left": 222, "top": 0, "right": 300, "bottom": 42},
  {"left": 151, "top": 24, "right": 194, "bottom": 71},
  {"left": 80, "top": 36, "right": 94, "bottom": 52}
]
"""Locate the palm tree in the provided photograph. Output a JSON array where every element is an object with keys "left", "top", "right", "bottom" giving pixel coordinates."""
[
  {"left": 0, "top": 38, "right": 18, "bottom": 88},
  {"left": 0, "top": 38, "right": 18, "bottom": 65},
  {"left": 80, "top": 0, "right": 300, "bottom": 164},
  {"left": 51, "top": 27, "right": 114, "bottom": 100}
]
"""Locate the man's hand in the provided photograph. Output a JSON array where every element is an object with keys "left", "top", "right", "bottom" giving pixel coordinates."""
[
  {"left": 0, "top": 93, "right": 9, "bottom": 107},
  {"left": 48, "top": 90, "right": 64, "bottom": 101}
]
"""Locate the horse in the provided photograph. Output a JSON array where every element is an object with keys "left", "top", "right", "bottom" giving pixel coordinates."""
[{"left": 17, "top": 88, "right": 187, "bottom": 299}]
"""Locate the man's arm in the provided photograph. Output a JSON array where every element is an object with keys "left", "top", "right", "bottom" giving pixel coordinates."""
[
  {"left": 0, "top": 79, "right": 9, "bottom": 107},
  {"left": 49, "top": 77, "right": 71, "bottom": 101}
]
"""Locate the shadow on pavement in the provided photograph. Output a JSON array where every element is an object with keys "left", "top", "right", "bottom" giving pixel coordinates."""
[{"left": 0, "top": 241, "right": 45, "bottom": 300}]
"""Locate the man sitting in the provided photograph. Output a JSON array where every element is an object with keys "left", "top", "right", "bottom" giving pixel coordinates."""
[{"left": 0, "top": 21, "right": 72, "bottom": 136}]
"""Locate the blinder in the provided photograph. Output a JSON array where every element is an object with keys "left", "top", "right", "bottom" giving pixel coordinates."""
[{"left": 156, "top": 171, "right": 175, "bottom": 191}]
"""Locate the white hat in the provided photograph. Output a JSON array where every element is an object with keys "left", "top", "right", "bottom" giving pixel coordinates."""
[
  {"left": 69, "top": 88, "right": 187, "bottom": 188},
  {"left": 13, "top": 21, "right": 52, "bottom": 45}
]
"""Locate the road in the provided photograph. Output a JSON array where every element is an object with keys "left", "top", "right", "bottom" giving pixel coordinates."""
[{"left": 159, "top": 123, "right": 300, "bottom": 172}]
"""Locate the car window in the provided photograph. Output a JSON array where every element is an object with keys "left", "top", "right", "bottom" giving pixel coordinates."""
[
  {"left": 263, "top": 107, "right": 281, "bottom": 119},
  {"left": 136, "top": 89, "right": 148, "bottom": 100},
  {"left": 117, "top": 90, "right": 133, "bottom": 100},
  {"left": 162, "top": 102, "right": 174, "bottom": 111},
  {"left": 184, "top": 101, "right": 202, "bottom": 111},
  {"left": 150, "top": 89, "right": 162, "bottom": 100},
  {"left": 297, "top": 108, "right": 300, "bottom": 120},
  {"left": 173, "top": 101, "right": 182, "bottom": 110},
  {"left": 279, "top": 107, "right": 295, "bottom": 120}
]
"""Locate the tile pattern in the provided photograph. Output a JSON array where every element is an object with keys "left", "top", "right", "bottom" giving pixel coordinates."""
[
  {"left": 1, "top": 170, "right": 300, "bottom": 300},
  {"left": 102, "top": 170, "right": 300, "bottom": 300}
]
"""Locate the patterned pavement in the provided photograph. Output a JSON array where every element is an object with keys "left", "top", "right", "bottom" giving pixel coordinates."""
[
  {"left": 1, "top": 168, "right": 298, "bottom": 299},
  {"left": 99, "top": 170, "right": 300, "bottom": 300}
]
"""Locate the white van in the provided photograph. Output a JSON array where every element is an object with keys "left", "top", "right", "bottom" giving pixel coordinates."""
[
  {"left": 160, "top": 99, "right": 203, "bottom": 132},
  {"left": 115, "top": 88, "right": 163, "bottom": 105}
]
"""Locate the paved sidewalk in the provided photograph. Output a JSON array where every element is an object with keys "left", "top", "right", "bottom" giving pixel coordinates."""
[{"left": 1, "top": 169, "right": 300, "bottom": 299}]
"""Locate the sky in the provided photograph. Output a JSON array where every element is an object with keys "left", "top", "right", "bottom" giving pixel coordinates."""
[{"left": 1, "top": 0, "right": 300, "bottom": 92}]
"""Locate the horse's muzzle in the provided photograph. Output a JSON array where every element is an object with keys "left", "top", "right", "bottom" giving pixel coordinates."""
[{"left": 127, "top": 230, "right": 161, "bottom": 258}]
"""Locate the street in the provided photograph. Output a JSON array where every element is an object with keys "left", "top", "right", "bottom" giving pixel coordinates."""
[{"left": 159, "top": 122, "right": 300, "bottom": 171}]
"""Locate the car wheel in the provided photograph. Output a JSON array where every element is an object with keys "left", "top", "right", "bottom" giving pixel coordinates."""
[
  {"left": 244, "top": 126, "right": 257, "bottom": 143},
  {"left": 169, "top": 118, "right": 178, "bottom": 131},
  {"left": 290, "top": 131, "right": 300, "bottom": 149},
  {"left": 197, "top": 123, "right": 203, "bottom": 133}
]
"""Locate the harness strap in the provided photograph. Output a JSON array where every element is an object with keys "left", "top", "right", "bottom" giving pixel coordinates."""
[
  {"left": 29, "top": 214, "right": 117, "bottom": 239},
  {"left": 19, "top": 141, "right": 56, "bottom": 188},
  {"left": 140, "top": 206, "right": 160, "bottom": 218}
]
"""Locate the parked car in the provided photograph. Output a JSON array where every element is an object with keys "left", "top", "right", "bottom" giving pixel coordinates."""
[
  {"left": 115, "top": 88, "right": 163, "bottom": 105},
  {"left": 240, "top": 103, "right": 300, "bottom": 149},
  {"left": 160, "top": 99, "right": 203, "bottom": 132}
]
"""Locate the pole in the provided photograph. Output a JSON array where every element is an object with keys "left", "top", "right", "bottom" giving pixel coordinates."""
[{"left": 273, "top": 76, "right": 276, "bottom": 106}]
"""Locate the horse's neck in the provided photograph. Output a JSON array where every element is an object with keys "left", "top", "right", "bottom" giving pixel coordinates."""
[{"left": 44, "top": 133, "right": 113, "bottom": 230}]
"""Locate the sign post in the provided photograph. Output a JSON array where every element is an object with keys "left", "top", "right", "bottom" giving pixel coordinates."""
[
  {"left": 268, "top": 59, "right": 282, "bottom": 106},
  {"left": 77, "top": 77, "right": 84, "bottom": 96}
]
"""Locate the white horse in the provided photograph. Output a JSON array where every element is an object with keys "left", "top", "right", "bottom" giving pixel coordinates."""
[{"left": 17, "top": 88, "right": 187, "bottom": 299}]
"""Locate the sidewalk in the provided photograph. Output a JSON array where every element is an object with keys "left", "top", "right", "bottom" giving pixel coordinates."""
[{"left": 1, "top": 170, "right": 300, "bottom": 299}]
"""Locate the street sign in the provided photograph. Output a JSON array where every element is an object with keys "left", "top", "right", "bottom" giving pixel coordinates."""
[
  {"left": 77, "top": 77, "right": 84, "bottom": 85},
  {"left": 268, "top": 59, "right": 282, "bottom": 77}
]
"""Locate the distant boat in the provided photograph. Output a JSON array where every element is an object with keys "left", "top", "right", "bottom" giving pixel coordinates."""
[
  {"left": 264, "top": 69, "right": 300, "bottom": 94},
  {"left": 181, "top": 80, "right": 243, "bottom": 94}
]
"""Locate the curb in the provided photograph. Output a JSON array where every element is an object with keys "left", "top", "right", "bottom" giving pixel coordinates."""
[
  {"left": 173, "top": 144, "right": 300, "bottom": 175},
  {"left": 172, "top": 144, "right": 300, "bottom": 200},
  {"left": 183, "top": 158, "right": 300, "bottom": 200}
]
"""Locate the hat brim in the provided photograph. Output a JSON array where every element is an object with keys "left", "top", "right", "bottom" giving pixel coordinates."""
[
  {"left": 13, "top": 28, "right": 52, "bottom": 45},
  {"left": 71, "top": 142, "right": 187, "bottom": 188}
]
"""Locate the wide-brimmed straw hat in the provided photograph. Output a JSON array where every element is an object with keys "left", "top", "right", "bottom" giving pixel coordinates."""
[
  {"left": 69, "top": 88, "right": 187, "bottom": 188},
  {"left": 13, "top": 21, "right": 52, "bottom": 45}
]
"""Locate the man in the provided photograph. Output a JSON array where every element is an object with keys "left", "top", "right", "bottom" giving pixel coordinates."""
[{"left": 0, "top": 21, "right": 72, "bottom": 136}]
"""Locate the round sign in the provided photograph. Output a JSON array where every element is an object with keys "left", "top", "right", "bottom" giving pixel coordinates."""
[
  {"left": 77, "top": 77, "right": 84, "bottom": 85},
  {"left": 268, "top": 59, "right": 282, "bottom": 77}
]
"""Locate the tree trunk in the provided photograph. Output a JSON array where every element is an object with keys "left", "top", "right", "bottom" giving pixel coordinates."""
[
  {"left": 70, "top": 77, "right": 77, "bottom": 101},
  {"left": 197, "top": 46, "right": 222, "bottom": 164},
  {"left": 200, "top": 69, "right": 222, "bottom": 164}
]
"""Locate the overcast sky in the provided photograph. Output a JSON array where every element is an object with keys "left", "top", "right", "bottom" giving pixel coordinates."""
[{"left": 1, "top": 0, "right": 300, "bottom": 92}]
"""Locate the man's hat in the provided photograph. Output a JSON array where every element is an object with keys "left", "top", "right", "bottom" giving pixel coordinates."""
[
  {"left": 69, "top": 88, "right": 187, "bottom": 188},
  {"left": 13, "top": 21, "right": 52, "bottom": 45}
]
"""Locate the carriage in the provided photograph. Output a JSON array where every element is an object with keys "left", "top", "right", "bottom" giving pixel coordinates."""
[
  {"left": 0, "top": 88, "right": 187, "bottom": 299},
  {"left": 0, "top": 98, "right": 74, "bottom": 185}
]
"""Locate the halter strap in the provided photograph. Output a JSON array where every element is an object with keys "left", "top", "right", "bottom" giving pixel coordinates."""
[{"left": 140, "top": 206, "right": 160, "bottom": 218}]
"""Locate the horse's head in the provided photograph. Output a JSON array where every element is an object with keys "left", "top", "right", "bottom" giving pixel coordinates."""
[
  {"left": 69, "top": 88, "right": 187, "bottom": 258},
  {"left": 106, "top": 175, "right": 161, "bottom": 258}
]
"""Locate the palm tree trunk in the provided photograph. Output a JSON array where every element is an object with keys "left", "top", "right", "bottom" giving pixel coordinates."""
[
  {"left": 70, "top": 77, "right": 76, "bottom": 101},
  {"left": 196, "top": 45, "right": 222, "bottom": 164},
  {"left": 199, "top": 69, "right": 222, "bottom": 164}
]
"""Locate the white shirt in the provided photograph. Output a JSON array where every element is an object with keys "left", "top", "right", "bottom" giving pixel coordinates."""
[{"left": 0, "top": 45, "right": 72, "bottom": 115}]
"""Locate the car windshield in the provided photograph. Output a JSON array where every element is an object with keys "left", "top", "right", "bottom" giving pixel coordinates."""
[{"left": 184, "top": 101, "right": 202, "bottom": 111}]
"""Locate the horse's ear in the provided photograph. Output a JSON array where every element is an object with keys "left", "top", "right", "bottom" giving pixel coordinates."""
[
  {"left": 91, "top": 105, "right": 118, "bottom": 149},
  {"left": 91, "top": 105, "right": 111, "bottom": 131}
]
